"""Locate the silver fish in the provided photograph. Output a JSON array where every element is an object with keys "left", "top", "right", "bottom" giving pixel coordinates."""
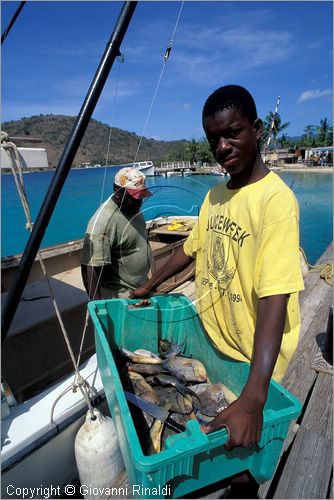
[
  {"left": 127, "top": 363, "right": 168, "bottom": 376},
  {"left": 145, "top": 374, "right": 202, "bottom": 407},
  {"left": 120, "top": 347, "right": 162, "bottom": 365},
  {"left": 188, "top": 383, "right": 230, "bottom": 418},
  {"left": 153, "top": 385, "right": 193, "bottom": 415},
  {"left": 163, "top": 356, "right": 207, "bottom": 383},
  {"left": 127, "top": 372, "right": 160, "bottom": 405}
]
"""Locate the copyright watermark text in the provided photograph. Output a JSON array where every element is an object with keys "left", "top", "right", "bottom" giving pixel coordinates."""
[
  {"left": 6, "top": 485, "right": 61, "bottom": 499},
  {"left": 6, "top": 483, "right": 171, "bottom": 498}
]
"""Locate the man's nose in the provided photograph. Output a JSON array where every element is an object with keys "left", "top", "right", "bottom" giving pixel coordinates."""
[{"left": 217, "top": 137, "right": 231, "bottom": 152}]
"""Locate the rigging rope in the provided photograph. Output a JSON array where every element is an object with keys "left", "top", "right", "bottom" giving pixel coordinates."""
[
  {"left": 133, "top": 1, "right": 184, "bottom": 162},
  {"left": 1, "top": 132, "right": 96, "bottom": 422},
  {"left": 100, "top": 56, "right": 124, "bottom": 204},
  {"left": 300, "top": 246, "right": 332, "bottom": 286}
]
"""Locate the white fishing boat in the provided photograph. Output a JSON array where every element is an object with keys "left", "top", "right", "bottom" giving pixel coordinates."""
[
  {"left": 132, "top": 160, "right": 155, "bottom": 176},
  {"left": 166, "top": 170, "right": 182, "bottom": 177},
  {"left": 118, "top": 160, "right": 155, "bottom": 176},
  {"left": 211, "top": 168, "right": 227, "bottom": 176}
]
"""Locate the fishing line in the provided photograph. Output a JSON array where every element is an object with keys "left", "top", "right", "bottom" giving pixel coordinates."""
[
  {"left": 133, "top": 1, "right": 184, "bottom": 162},
  {"left": 100, "top": 56, "right": 124, "bottom": 204}
]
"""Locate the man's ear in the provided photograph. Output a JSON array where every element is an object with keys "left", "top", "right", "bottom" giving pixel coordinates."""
[{"left": 253, "top": 118, "right": 263, "bottom": 140}]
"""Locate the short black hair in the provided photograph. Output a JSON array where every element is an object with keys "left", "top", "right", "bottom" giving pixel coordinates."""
[{"left": 202, "top": 85, "right": 258, "bottom": 124}]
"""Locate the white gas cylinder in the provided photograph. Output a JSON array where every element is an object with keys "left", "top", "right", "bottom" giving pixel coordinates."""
[{"left": 75, "top": 408, "right": 125, "bottom": 499}]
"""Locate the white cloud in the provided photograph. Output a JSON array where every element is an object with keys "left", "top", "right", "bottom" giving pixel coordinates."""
[
  {"left": 169, "top": 23, "right": 295, "bottom": 85},
  {"left": 298, "top": 89, "right": 332, "bottom": 103}
]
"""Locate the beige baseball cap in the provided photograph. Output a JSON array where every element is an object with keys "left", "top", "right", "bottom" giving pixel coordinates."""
[{"left": 114, "top": 167, "right": 152, "bottom": 200}]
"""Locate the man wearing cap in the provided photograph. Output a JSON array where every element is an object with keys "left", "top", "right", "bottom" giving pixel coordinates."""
[{"left": 81, "top": 167, "right": 153, "bottom": 299}]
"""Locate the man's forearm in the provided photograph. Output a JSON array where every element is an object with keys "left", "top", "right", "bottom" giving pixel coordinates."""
[
  {"left": 140, "top": 246, "right": 194, "bottom": 293},
  {"left": 241, "top": 294, "right": 288, "bottom": 404}
]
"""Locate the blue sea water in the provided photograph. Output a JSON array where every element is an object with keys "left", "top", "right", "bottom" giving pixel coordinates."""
[{"left": 1, "top": 167, "right": 332, "bottom": 265}]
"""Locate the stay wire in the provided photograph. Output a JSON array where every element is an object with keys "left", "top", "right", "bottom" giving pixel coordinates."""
[
  {"left": 100, "top": 56, "right": 124, "bottom": 204},
  {"left": 133, "top": 1, "right": 184, "bottom": 162}
]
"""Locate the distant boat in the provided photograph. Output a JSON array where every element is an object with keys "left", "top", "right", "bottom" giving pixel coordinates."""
[
  {"left": 166, "top": 170, "right": 182, "bottom": 177},
  {"left": 211, "top": 168, "right": 228, "bottom": 176},
  {"left": 118, "top": 160, "right": 155, "bottom": 176}
]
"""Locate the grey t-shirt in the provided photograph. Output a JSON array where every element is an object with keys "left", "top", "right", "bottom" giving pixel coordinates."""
[{"left": 81, "top": 197, "right": 152, "bottom": 293}]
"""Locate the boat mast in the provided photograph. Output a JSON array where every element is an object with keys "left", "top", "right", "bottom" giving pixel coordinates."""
[
  {"left": 263, "top": 95, "right": 281, "bottom": 163},
  {"left": 1, "top": 1, "right": 138, "bottom": 343}
]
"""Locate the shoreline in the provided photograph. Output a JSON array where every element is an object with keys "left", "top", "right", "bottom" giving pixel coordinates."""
[
  {"left": 271, "top": 166, "right": 332, "bottom": 173},
  {"left": 1, "top": 165, "right": 333, "bottom": 175}
]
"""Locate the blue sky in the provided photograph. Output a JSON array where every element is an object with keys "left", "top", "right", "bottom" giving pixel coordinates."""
[{"left": 2, "top": 1, "right": 333, "bottom": 141}]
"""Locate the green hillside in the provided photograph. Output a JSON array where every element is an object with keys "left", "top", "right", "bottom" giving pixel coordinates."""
[{"left": 1, "top": 115, "right": 188, "bottom": 169}]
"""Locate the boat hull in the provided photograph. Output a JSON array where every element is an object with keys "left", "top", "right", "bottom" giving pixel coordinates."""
[{"left": 117, "top": 160, "right": 155, "bottom": 176}]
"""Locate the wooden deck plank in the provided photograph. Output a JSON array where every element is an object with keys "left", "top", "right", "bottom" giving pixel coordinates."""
[
  {"left": 311, "top": 348, "right": 333, "bottom": 374},
  {"left": 329, "top": 475, "right": 333, "bottom": 500},
  {"left": 282, "top": 286, "right": 332, "bottom": 401},
  {"left": 299, "top": 279, "right": 333, "bottom": 342},
  {"left": 299, "top": 243, "right": 332, "bottom": 308},
  {"left": 271, "top": 371, "right": 332, "bottom": 498},
  {"left": 273, "top": 426, "right": 333, "bottom": 499},
  {"left": 109, "top": 471, "right": 134, "bottom": 499},
  {"left": 259, "top": 244, "right": 333, "bottom": 499},
  {"left": 259, "top": 289, "right": 332, "bottom": 498},
  {"left": 302, "top": 371, "right": 333, "bottom": 439}
]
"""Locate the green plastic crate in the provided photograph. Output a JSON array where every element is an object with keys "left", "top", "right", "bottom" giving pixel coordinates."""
[{"left": 88, "top": 294, "right": 301, "bottom": 499}]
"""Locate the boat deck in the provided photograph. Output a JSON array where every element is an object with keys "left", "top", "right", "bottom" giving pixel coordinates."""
[{"left": 109, "top": 242, "right": 333, "bottom": 499}]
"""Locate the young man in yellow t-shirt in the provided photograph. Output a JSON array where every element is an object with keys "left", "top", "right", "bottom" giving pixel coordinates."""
[{"left": 133, "top": 85, "right": 304, "bottom": 482}]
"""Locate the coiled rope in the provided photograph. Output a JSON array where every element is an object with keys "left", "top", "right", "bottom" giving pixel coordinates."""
[
  {"left": 300, "top": 246, "right": 333, "bottom": 286},
  {"left": 1, "top": 131, "right": 96, "bottom": 423}
]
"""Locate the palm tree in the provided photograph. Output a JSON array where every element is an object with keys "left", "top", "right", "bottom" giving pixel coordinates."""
[
  {"left": 304, "top": 124, "right": 317, "bottom": 140},
  {"left": 184, "top": 139, "right": 200, "bottom": 164},
  {"left": 300, "top": 125, "right": 318, "bottom": 147},
  {"left": 318, "top": 117, "right": 332, "bottom": 146},
  {"left": 198, "top": 138, "right": 215, "bottom": 164},
  {"left": 262, "top": 112, "right": 290, "bottom": 150},
  {"left": 279, "top": 134, "right": 289, "bottom": 149}
]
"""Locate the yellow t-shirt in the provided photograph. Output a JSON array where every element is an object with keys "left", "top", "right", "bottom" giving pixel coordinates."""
[{"left": 183, "top": 171, "right": 304, "bottom": 382}]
